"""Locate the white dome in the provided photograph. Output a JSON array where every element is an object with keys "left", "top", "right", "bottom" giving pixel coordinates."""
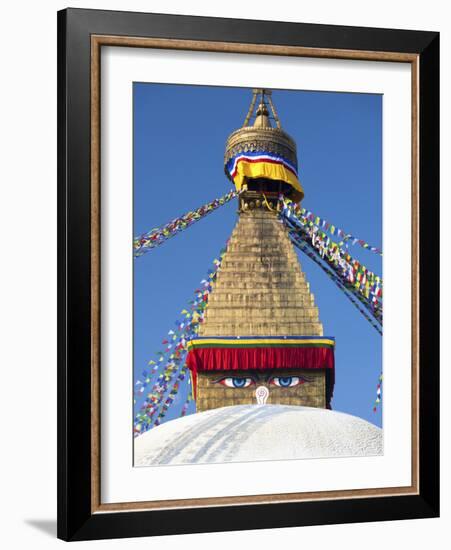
[{"left": 134, "top": 405, "right": 382, "bottom": 466}]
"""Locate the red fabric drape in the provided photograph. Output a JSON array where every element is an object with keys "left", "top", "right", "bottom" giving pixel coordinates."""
[{"left": 186, "top": 346, "right": 334, "bottom": 372}]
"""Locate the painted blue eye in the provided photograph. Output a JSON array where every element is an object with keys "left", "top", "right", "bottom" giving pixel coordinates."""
[
  {"left": 218, "top": 377, "right": 254, "bottom": 388},
  {"left": 270, "top": 376, "right": 306, "bottom": 388},
  {"left": 278, "top": 377, "right": 293, "bottom": 387}
]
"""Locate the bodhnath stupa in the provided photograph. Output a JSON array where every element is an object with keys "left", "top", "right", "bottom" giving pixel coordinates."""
[{"left": 135, "top": 89, "right": 382, "bottom": 466}]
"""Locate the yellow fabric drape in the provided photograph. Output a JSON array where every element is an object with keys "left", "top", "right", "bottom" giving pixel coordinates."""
[{"left": 232, "top": 159, "right": 304, "bottom": 202}]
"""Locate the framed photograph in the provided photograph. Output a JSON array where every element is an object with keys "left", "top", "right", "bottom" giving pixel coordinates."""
[{"left": 57, "top": 8, "right": 439, "bottom": 541}]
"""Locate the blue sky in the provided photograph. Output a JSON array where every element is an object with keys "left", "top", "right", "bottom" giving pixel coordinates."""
[{"left": 133, "top": 83, "right": 382, "bottom": 427}]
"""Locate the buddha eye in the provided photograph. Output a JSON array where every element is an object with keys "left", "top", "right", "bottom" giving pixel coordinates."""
[
  {"left": 218, "top": 377, "right": 254, "bottom": 388},
  {"left": 270, "top": 376, "right": 306, "bottom": 388}
]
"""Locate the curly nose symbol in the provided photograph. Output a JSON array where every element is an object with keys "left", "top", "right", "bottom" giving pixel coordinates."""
[{"left": 255, "top": 386, "right": 269, "bottom": 405}]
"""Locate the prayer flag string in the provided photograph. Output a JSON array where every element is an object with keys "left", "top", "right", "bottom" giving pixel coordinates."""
[
  {"left": 280, "top": 198, "right": 383, "bottom": 325},
  {"left": 373, "top": 373, "right": 383, "bottom": 412},
  {"left": 134, "top": 190, "right": 237, "bottom": 257},
  {"left": 299, "top": 205, "right": 382, "bottom": 256},
  {"left": 289, "top": 232, "right": 382, "bottom": 334},
  {"left": 133, "top": 246, "right": 228, "bottom": 435}
]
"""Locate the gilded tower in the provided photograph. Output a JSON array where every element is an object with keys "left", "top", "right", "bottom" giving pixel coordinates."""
[{"left": 186, "top": 90, "right": 335, "bottom": 411}]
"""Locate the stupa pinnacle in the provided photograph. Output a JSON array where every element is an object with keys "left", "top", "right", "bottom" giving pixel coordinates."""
[
  {"left": 224, "top": 88, "right": 304, "bottom": 205},
  {"left": 186, "top": 90, "right": 335, "bottom": 412}
]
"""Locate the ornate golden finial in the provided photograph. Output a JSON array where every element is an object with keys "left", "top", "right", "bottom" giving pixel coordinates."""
[
  {"left": 243, "top": 89, "right": 280, "bottom": 128},
  {"left": 254, "top": 98, "right": 271, "bottom": 128},
  {"left": 224, "top": 89, "right": 304, "bottom": 203}
]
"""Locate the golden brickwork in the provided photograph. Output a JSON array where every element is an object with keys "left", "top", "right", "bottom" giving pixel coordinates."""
[
  {"left": 196, "top": 369, "right": 326, "bottom": 412},
  {"left": 199, "top": 208, "right": 323, "bottom": 338},
  {"left": 195, "top": 207, "right": 327, "bottom": 411}
]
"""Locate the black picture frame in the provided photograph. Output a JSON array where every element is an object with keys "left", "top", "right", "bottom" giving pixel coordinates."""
[{"left": 57, "top": 7, "right": 439, "bottom": 541}]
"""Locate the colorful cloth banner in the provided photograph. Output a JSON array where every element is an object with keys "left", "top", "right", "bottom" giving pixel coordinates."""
[
  {"left": 134, "top": 190, "right": 237, "bottom": 258},
  {"left": 225, "top": 150, "right": 304, "bottom": 202},
  {"left": 187, "top": 336, "right": 335, "bottom": 350}
]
